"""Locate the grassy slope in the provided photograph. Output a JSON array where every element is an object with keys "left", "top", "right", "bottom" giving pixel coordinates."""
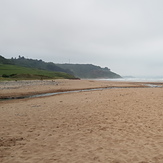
[{"left": 0, "top": 64, "right": 75, "bottom": 80}]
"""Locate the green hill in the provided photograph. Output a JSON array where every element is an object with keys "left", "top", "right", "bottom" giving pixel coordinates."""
[
  {"left": 0, "top": 55, "right": 75, "bottom": 80},
  {"left": 56, "top": 64, "right": 122, "bottom": 79},
  {"left": 0, "top": 55, "right": 12, "bottom": 64},
  {"left": 0, "top": 64, "right": 75, "bottom": 80},
  {"left": 0, "top": 55, "right": 122, "bottom": 79},
  {"left": 10, "top": 56, "right": 73, "bottom": 75}
]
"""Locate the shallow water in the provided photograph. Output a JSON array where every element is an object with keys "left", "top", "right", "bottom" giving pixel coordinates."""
[
  {"left": 0, "top": 84, "right": 162, "bottom": 101},
  {"left": 0, "top": 87, "right": 113, "bottom": 101}
]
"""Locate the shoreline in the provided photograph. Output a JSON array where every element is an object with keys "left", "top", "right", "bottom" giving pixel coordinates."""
[{"left": 0, "top": 79, "right": 162, "bottom": 100}]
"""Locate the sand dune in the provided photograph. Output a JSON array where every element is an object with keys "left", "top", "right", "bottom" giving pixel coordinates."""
[{"left": 0, "top": 80, "right": 163, "bottom": 163}]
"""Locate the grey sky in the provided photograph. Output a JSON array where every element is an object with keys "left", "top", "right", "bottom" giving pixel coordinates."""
[{"left": 1, "top": 0, "right": 163, "bottom": 77}]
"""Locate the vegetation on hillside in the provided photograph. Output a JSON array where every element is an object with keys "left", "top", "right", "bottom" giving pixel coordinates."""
[
  {"left": 0, "top": 55, "right": 12, "bottom": 64},
  {"left": 0, "top": 64, "right": 75, "bottom": 80},
  {"left": 10, "top": 56, "right": 73, "bottom": 75},
  {"left": 0, "top": 55, "right": 122, "bottom": 79},
  {"left": 56, "top": 64, "right": 122, "bottom": 79}
]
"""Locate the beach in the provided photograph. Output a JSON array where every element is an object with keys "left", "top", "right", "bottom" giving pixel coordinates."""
[{"left": 1, "top": 79, "right": 163, "bottom": 163}]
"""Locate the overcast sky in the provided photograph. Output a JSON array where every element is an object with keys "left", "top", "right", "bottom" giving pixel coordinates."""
[{"left": 1, "top": 0, "right": 163, "bottom": 77}]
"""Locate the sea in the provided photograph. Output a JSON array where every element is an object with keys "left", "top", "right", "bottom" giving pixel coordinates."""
[{"left": 98, "top": 76, "right": 163, "bottom": 82}]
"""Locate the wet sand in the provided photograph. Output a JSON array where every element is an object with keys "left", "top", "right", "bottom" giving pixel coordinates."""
[
  {"left": 1, "top": 79, "right": 163, "bottom": 163},
  {"left": 0, "top": 79, "right": 149, "bottom": 99}
]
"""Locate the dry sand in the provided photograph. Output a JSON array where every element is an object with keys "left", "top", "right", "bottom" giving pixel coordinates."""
[{"left": 0, "top": 79, "right": 163, "bottom": 163}]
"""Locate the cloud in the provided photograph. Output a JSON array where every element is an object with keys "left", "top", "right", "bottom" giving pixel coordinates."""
[{"left": 1, "top": 0, "right": 163, "bottom": 76}]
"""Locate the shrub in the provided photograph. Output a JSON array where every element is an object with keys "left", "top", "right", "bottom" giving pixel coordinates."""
[{"left": 2, "top": 74, "right": 10, "bottom": 78}]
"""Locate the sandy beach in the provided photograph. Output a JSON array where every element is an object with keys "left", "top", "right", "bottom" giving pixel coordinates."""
[
  {"left": 0, "top": 79, "right": 145, "bottom": 99},
  {"left": 1, "top": 79, "right": 163, "bottom": 163}
]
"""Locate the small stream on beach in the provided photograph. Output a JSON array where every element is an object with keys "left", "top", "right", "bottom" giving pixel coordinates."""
[{"left": 0, "top": 84, "right": 162, "bottom": 101}]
